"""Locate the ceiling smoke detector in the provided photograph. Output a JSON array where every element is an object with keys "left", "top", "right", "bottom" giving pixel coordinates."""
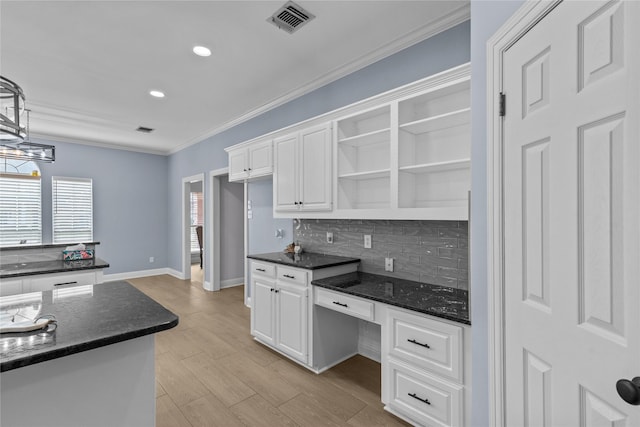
[{"left": 268, "top": 1, "right": 315, "bottom": 34}]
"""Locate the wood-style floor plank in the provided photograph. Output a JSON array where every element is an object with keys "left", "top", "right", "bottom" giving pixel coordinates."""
[
  {"left": 128, "top": 270, "right": 408, "bottom": 427},
  {"left": 230, "top": 394, "right": 299, "bottom": 427}
]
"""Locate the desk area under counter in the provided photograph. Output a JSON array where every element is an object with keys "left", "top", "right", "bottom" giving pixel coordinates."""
[{"left": 248, "top": 252, "right": 471, "bottom": 427}]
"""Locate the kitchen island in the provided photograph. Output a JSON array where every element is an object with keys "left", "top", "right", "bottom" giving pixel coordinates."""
[{"left": 0, "top": 280, "right": 178, "bottom": 426}]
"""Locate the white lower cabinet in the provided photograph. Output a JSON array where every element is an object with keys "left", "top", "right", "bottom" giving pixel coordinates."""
[
  {"left": 0, "top": 279, "right": 23, "bottom": 296},
  {"left": 249, "top": 259, "right": 359, "bottom": 369},
  {"left": 383, "top": 307, "right": 470, "bottom": 427},
  {"left": 0, "top": 269, "right": 104, "bottom": 297},
  {"left": 250, "top": 262, "right": 309, "bottom": 364}
]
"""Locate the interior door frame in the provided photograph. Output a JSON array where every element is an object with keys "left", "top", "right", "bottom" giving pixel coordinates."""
[
  {"left": 181, "top": 173, "right": 205, "bottom": 282},
  {"left": 207, "top": 168, "right": 227, "bottom": 292},
  {"left": 486, "top": 1, "right": 562, "bottom": 425}
]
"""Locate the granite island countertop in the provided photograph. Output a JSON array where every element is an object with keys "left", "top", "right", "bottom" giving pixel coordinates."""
[
  {"left": 0, "top": 257, "right": 110, "bottom": 279},
  {"left": 247, "top": 252, "right": 360, "bottom": 270},
  {"left": 0, "top": 280, "right": 178, "bottom": 372},
  {"left": 312, "top": 271, "right": 469, "bottom": 325}
]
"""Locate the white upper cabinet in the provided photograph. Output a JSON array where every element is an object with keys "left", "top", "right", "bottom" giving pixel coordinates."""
[
  {"left": 226, "top": 64, "right": 470, "bottom": 219},
  {"left": 274, "top": 123, "right": 332, "bottom": 213},
  {"left": 227, "top": 139, "right": 273, "bottom": 182}
]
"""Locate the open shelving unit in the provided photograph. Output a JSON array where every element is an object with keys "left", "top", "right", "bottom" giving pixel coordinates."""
[
  {"left": 336, "top": 105, "right": 392, "bottom": 210},
  {"left": 333, "top": 70, "right": 471, "bottom": 218}
]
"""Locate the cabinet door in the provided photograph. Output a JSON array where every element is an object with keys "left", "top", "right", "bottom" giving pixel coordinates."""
[
  {"left": 276, "top": 282, "right": 308, "bottom": 363},
  {"left": 228, "top": 148, "right": 248, "bottom": 182},
  {"left": 248, "top": 140, "right": 273, "bottom": 178},
  {"left": 299, "top": 123, "right": 332, "bottom": 211},
  {"left": 0, "top": 279, "right": 23, "bottom": 296},
  {"left": 273, "top": 133, "right": 299, "bottom": 211},
  {"left": 251, "top": 278, "right": 276, "bottom": 346}
]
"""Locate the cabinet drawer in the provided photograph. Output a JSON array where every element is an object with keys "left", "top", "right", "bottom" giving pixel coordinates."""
[
  {"left": 387, "top": 308, "right": 463, "bottom": 382},
  {"left": 387, "top": 359, "right": 463, "bottom": 427},
  {"left": 29, "top": 271, "right": 97, "bottom": 292},
  {"left": 276, "top": 266, "right": 307, "bottom": 286},
  {"left": 251, "top": 261, "right": 276, "bottom": 278},
  {"left": 315, "top": 287, "right": 374, "bottom": 321}
]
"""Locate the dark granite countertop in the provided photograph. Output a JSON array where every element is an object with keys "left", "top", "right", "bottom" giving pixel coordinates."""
[
  {"left": 0, "top": 257, "right": 110, "bottom": 279},
  {"left": 0, "top": 242, "right": 101, "bottom": 251},
  {"left": 247, "top": 252, "right": 360, "bottom": 270},
  {"left": 0, "top": 281, "right": 178, "bottom": 372},
  {"left": 312, "top": 272, "right": 469, "bottom": 325}
]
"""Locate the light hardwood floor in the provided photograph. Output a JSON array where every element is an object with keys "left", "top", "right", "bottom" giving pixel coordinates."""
[{"left": 128, "top": 274, "right": 410, "bottom": 427}]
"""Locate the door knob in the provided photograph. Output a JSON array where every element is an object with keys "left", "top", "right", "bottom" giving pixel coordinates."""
[{"left": 616, "top": 377, "right": 640, "bottom": 405}]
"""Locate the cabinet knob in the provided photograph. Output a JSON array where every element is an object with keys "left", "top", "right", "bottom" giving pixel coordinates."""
[
  {"left": 299, "top": 201, "right": 303, "bottom": 205},
  {"left": 274, "top": 289, "right": 279, "bottom": 293},
  {"left": 243, "top": 168, "right": 247, "bottom": 172},
  {"left": 294, "top": 202, "right": 298, "bottom": 205},
  {"left": 248, "top": 168, "right": 252, "bottom": 171},
  {"left": 617, "top": 377, "right": 640, "bottom": 405}
]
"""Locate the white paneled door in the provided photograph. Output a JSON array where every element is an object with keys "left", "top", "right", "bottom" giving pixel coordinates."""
[{"left": 502, "top": 1, "right": 639, "bottom": 425}]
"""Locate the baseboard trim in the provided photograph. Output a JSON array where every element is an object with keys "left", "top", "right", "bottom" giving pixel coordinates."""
[
  {"left": 221, "top": 277, "right": 243, "bottom": 289},
  {"left": 203, "top": 280, "right": 213, "bottom": 291},
  {"left": 104, "top": 268, "right": 171, "bottom": 282},
  {"left": 166, "top": 268, "right": 184, "bottom": 280}
]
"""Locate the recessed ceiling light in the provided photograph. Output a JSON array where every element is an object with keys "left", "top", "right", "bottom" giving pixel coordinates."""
[
  {"left": 149, "top": 90, "right": 165, "bottom": 98},
  {"left": 193, "top": 46, "right": 211, "bottom": 57}
]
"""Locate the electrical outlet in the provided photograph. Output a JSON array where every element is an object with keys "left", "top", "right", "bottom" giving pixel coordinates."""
[
  {"left": 364, "top": 234, "right": 372, "bottom": 249},
  {"left": 149, "top": 257, "right": 155, "bottom": 263},
  {"left": 385, "top": 257, "right": 394, "bottom": 272},
  {"left": 326, "top": 232, "right": 333, "bottom": 244}
]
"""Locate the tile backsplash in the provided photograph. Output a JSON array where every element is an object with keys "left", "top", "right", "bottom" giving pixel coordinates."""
[{"left": 294, "top": 219, "right": 468, "bottom": 290}]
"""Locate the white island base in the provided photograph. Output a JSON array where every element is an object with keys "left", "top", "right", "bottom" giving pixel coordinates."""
[{"left": 1, "top": 335, "right": 156, "bottom": 427}]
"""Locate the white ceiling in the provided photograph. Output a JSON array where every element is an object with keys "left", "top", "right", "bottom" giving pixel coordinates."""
[{"left": 0, "top": 1, "right": 468, "bottom": 155}]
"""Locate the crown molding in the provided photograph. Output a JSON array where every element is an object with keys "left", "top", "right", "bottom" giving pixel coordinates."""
[
  {"left": 169, "top": 3, "right": 470, "bottom": 155},
  {"left": 29, "top": 132, "right": 167, "bottom": 156}
]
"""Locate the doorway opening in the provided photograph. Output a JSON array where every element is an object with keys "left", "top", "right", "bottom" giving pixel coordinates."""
[
  {"left": 208, "top": 168, "right": 246, "bottom": 300},
  {"left": 181, "top": 173, "right": 204, "bottom": 283}
]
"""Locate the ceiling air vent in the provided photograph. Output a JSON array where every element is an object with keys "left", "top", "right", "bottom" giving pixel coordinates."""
[
  {"left": 136, "top": 126, "right": 154, "bottom": 133},
  {"left": 268, "top": 1, "right": 315, "bottom": 34}
]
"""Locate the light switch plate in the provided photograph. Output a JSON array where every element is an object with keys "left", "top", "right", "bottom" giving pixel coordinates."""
[
  {"left": 385, "top": 257, "right": 394, "bottom": 272},
  {"left": 364, "top": 235, "right": 372, "bottom": 249},
  {"left": 327, "top": 232, "right": 333, "bottom": 244}
]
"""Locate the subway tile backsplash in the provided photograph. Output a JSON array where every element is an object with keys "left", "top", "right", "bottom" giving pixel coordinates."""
[{"left": 294, "top": 219, "right": 469, "bottom": 289}]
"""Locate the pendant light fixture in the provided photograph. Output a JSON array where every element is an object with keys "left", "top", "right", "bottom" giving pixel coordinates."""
[{"left": 0, "top": 75, "right": 55, "bottom": 163}]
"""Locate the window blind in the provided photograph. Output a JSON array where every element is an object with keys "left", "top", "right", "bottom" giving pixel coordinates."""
[
  {"left": 190, "top": 191, "right": 203, "bottom": 252},
  {"left": 52, "top": 176, "right": 93, "bottom": 244},
  {"left": 0, "top": 173, "right": 42, "bottom": 247}
]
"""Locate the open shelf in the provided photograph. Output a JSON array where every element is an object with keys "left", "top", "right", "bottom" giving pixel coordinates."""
[
  {"left": 338, "top": 169, "right": 390, "bottom": 180},
  {"left": 399, "top": 159, "right": 470, "bottom": 174},
  {"left": 336, "top": 105, "right": 391, "bottom": 140},
  {"left": 400, "top": 108, "right": 470, "bottom": 135},
  {"left": 338, "top": 128, "right": 390, "bottom": 147}
]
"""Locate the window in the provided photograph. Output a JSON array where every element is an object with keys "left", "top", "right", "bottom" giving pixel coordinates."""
[
  {"left": 52, "top": 177, "right": 93, "bottom": 243},
  {"left": 0, "top": 173, "right": 42, "bottom": 247},
  {"left": 190, "top": 191, "right": 203, "bottom": 252}
]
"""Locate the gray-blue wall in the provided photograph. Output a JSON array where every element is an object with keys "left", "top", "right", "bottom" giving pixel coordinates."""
[
  {"left": 470, "top": 2, "right": 525, "bottom": 426},
  {"left": 33, "top": 138, "right": 168, "bottom": 275},
  {"left": 167, "top": 21, "right": 471, "bottom": 284}
]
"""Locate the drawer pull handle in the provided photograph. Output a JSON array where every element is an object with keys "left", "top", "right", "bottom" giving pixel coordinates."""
[
  {"left": 332, "top": 301, "right": 348, "bottom": 308},
  {"left": 283, "top": 274, "right": 295, "bottom": 279},
  {"left": 408, "top": 393, "right": 431, "bottom": 405},
  {"left": 408, "top": 339, "right": 430, "bottom": 349},
  {"left": 256, "top": 268, "right": 266, "bottom": 272},
  {"left": 54, "top": 281, "right": 78, "bottom": 287}
]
